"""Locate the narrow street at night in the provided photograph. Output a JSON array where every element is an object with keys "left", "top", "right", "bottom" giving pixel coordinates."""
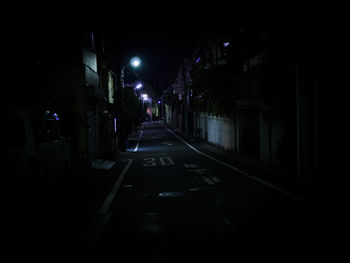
[
  {"left": 92, "top": 121, "right": 317, "bottom": 260},
  {"left": 2, "top": 3, "right": 327, "bottom": 261}
]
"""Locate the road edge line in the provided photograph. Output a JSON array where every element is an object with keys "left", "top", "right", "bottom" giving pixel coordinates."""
[
  {"left": 160, "top": 123, "right": 304, "bottom": 203},
  {"left": 99, "top": 158, "right": 133, "bottom": 214},
  {"left": 133, "top": 126, "right": 144, "bottom": 152}
]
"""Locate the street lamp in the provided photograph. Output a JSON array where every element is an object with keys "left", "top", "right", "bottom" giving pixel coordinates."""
[
  {"left": 126, "top": 81, "right": 143, "bottom": 89},
  {"left": 135, "top": 83, "right": 143, "bottom": 89},
  {"left": 121, "top": 56, "right": 142, "bottom": 88},
  {"left": 127, "top": 82, "right": 143, "bottom": 96},
  {"left": 130, "top": 56, "right": 141, "bottom": 68},
  {"left": 118, "top": 56, "right": 142, "bottom": 152}
]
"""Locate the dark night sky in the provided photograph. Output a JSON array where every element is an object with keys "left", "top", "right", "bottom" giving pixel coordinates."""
[
  {"left": 96, "top": 3, "right": 320, "bottom": 85},
  {"left": 5, "top": 3, "right": 239, "bottom": 99},
  {"left": 6, "top": 3, "right": 324, "bottom": 88},
  {"left": 100, "top": 6, "right": 216, "bottom": 83},
  {"left": 6, "top": 4, "right": 212, "bottom": 84}
]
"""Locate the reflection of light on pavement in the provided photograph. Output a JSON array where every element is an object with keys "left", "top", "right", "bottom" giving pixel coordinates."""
[
  {"left": 158, "top": 191, "right": 185, "bottom": 197},
  {"left": 132, "top": 146, "right": 163, "bottom": 153}
]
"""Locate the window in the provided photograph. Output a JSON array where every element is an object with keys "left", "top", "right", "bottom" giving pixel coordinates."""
[{"left": 108, "top": 72, "right": 114, "bottom": 104}]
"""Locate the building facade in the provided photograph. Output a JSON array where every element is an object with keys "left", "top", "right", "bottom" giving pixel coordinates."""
[
  {"left": 16, "top": 26, "right": 120, "bottom": 166},
  {"left": 167, "top": 10, "right": 319, "bottom": 186}
]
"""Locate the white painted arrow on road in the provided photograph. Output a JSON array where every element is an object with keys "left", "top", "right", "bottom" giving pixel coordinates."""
[
  {"left": 202, "top": 176, "right": 215, "bottom": 185},
  {"left": 210, "top": 176, "right": 221, "bottom": 183},
  {"left": 161, "top": 141, "right": 173, "bottom": 146},
  {"left": 184, "top": 163, "right": 199, "bottom": 169},
  {"left": 193, "top": 168, "right": 207, "bottom": 175}
]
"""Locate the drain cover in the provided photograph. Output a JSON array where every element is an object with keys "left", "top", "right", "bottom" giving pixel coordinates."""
[{"left": 158, "top": 191, "right": 185, "bottom": 197}]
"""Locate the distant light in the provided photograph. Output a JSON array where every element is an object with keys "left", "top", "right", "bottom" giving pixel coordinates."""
[
  {"left": 142, "top": 94, "right": 148, "bottom": 100},
  {"left": 130, "top": 57, "right": 141, "bottom": 68},
  {"left": 114, "top": 118, "right": 117, "bottom": 132},
  {"left": 135, "top": 83, "right": 143, "bottom": 89},
  {"left": 223, "top": 42, "right": 230, "bottom": 47},
  {"left": 158, "top": 100, "right": 161, "bottom": 104},
  {"left": 53, "top": 113, "right": 60, "bottom": 120},
  {"left": 195, "top": 57, "right": 201, "bottom": 63}
]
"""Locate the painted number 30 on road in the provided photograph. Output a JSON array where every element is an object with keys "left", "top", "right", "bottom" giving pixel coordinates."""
[{"left": 143, "top": 157, "right": 175, "bottom": 167}]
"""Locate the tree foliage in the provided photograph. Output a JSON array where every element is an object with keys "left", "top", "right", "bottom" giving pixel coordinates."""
[
  {"left": 191, "top": 65, "right": 237, "bottom": 117},
  {"left": 122, "top": 87, "right": 145, "bottom": 134}
]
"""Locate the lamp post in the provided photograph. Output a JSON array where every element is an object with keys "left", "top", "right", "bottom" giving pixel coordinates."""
[
  {"left": 135, "top": 83, "right": 143, "bottom": 90},
  {"left": 118, "top": 56, "right": 142, "bottom": 151},
  {"left": 141, "top": 93, "right": 149, "bottom": 119},
  {"left": 121, "top": 56, "right": 141, "bottom": 88},
  {"left": 126, "top": 81, "right": 143, "bottom": 96}
]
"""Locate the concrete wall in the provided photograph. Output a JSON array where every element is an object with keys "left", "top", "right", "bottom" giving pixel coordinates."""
[
  {"left": 198, "top": 113, "right": 236, "bottom": 152},
  {"left": 165, "top": 104, "right": 171, "bottom": 124},
  {"left": 82, "top": 48, "right": 97, "bottom": 73},
  {"left": 196, "top": 110, "right": 283, "bottom": 165},
  {"left": 259, "top": 110, "right": 283, "bottom": 165}
]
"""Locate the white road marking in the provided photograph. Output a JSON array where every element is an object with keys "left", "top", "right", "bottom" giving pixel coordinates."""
[
  {"left": 91, "top": 159, "right": 116, "bottom": 170},
  {"left": 194, "top": 168, "right": 207, "bottom": 175},
  {"left": 184, "top": 163, "right": 199, "bottom": 168},
  {"left": 189, "top": 187, "right": 213, "bottom": 192},
  {"left": 223, "top": 217, "right": 240, "bottom": 234},
  {"left": 161, "top": 141, "right": 173, "bottom": 146},
  {"left": 202, "top": 176, "right": 215, "bottom": 185},
  {"left": 210, "top": 176, "right": 221, "bottom": 183},
  {"left": 143, "top": 157, "right": 157, "bottom": 166},
  {"left": 143, "top": 156, "right": 175, "bottom": 166},
  {"left": 161, "top": 123, "right": 304, "bottom": 203},
  {"left": 100, "top": 159, "right": 133, "bottom": 213},
  {"left": 134, "top": 142, "right": 139, "bottom": 152},
  {"left": 134, "top": 129, "right": 143, "bottom": 152},
  {"left": 152, "top": 134, "right": 166, "bottom": 138},
  {"left": 159, "top": 156, "right": 175, "bottom": 165}
]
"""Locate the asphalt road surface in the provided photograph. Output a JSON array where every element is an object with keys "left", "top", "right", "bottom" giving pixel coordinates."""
[
  {"left": 3, "top": 121, "right": 322, "bottom": 261},
  {"left": 97, "top": 121, "right": 319, "bottom": 261}
]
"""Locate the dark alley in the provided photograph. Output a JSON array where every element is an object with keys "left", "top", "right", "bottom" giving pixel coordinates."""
[{"left": 1, "top": 3, "right": 327, "bottom": 261}]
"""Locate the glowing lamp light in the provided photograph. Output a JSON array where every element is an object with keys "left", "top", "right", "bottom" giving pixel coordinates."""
[
  {"left": 53, "top": 113, "right": 60, "bottom": 120},
  {"left": 130, "top": 57, "right": 141, "bottom": 68},
  {"left": 142, "top": 94, "right": 148, "bottom": 100},
  {"left": 135, "top": 83, "right": 143, "bottom": 89}
]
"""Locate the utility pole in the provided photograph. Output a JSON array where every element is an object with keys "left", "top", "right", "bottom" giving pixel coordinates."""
[
  {"left": 117, "top": 60, "right": 126, "bottom": 152},
  {"left": 296, "top": 51, "right": 302, "bottom": 183},
  {"left": 117, "top": 56, "right": 141, "bottom": 151},
  {"left": 182, "top": 62, "right": 189, "bottom": 135},
  {"left": 296, "top": 48, "right": 317, "bottom": 186}
]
